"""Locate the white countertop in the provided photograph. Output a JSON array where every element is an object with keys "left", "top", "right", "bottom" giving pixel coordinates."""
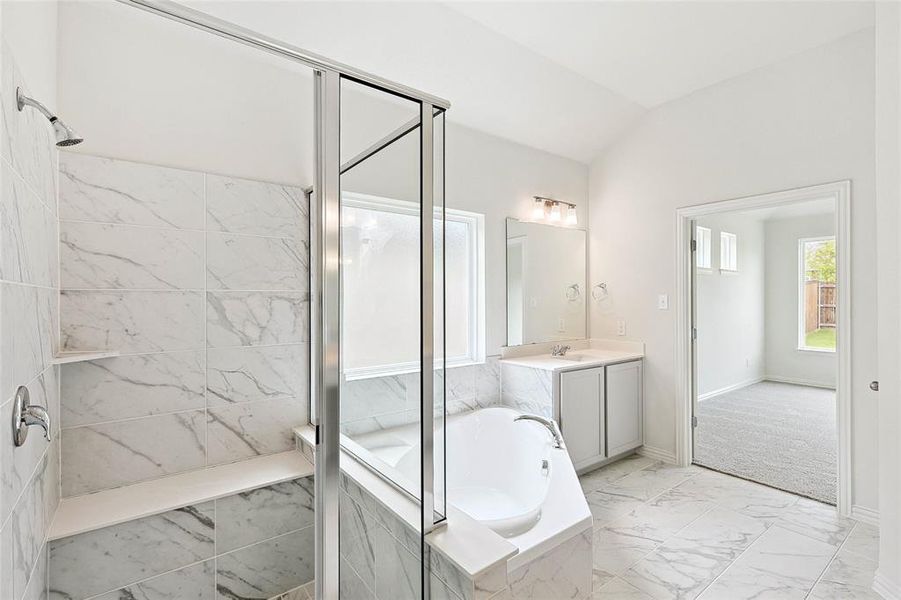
[{"left": 500, "top": 347, "right": 643, "bottom": 372}]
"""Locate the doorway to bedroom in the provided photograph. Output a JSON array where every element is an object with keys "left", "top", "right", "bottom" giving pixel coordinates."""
[{"left": 686, "top": 184, "right": 847, "bottom": 507}]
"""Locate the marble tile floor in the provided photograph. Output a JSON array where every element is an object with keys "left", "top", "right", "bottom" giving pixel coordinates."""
[{"left": 580, "top": 454, "right": 880, "bottom": 600}]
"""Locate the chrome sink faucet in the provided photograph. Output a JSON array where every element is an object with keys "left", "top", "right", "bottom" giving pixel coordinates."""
[
  {"left": 551, "top": 344, "right": 571, "bottom": 357},
  {"left": 514, "top": 414, "right": 565, "bottom": 449}
]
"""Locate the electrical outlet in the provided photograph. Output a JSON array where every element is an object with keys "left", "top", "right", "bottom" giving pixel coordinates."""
[
  {"left": 658, "top": 294, "right": 669, "bottom": 310},
  {"left": 617, "top": 320, "right": 626, "bottom": 336},
  {"left": 558, "top": 318, "right": 565, "bottom": 332}
]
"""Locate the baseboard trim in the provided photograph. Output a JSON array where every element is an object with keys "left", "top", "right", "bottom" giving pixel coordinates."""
[
  {"left": 764, "top": 375, "right": 836, "bottom": 390},
  {"left": 638, "top": 445, "right": 677, "bottom": 464},
  {"left": 850, "top": 505, "right": 879, "bottom": 526},
  {"left": 873, "top": 570, "right": 901, "bottom": 600},
  {"left": 698, "top": 377, "right": 765, "bottom": 401}
]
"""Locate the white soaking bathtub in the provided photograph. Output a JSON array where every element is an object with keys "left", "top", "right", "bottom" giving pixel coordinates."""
[{"left": 350, "top": 406, "right": 592, "bottom": 563}]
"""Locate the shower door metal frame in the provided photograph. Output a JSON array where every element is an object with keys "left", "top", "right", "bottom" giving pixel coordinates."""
[{"left": 109, "top": 3, "right": 450, "bottom": 598}]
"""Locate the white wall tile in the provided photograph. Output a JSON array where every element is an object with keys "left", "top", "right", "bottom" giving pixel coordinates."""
[
  {"left": 1, "top": 284, "right": 54, "bottom": 403},
  {"left": 206, "top": 291, "right": 309, "bottom": 348},
  {"left": 60, "top": 351, "right": 205, "bottom": 427},
  {"left": 207, "top": 232, "right": 308, "bottom": 292},
  {"left": 206, "top": 175, "right": 307, "bottom": 239},
  {"left": 207, "top": 344, "right": 308, "bottom": 406},
  {"left": 60, "top": 221, "right": 204, "bottom": 289},
  {"left": 215, "top": 527, "right": 315, "bottom": 600},
  {"left": 60, "top": 290, "right": 204, "bottom": 353},
  {"left": 216, "top": 478, "right": 314, "bottom": 553},
  {"left": 59, "top": 152, "right": 204, "bottom": 229},
  {"left": 207, "top": 398, "right": 306, "bottom": 465},
  {"left": 1, "top": 162, "right": 56, "bottom": 287},
  {"left": 61, "top": 410, "right": 207, "bottom": 496}
]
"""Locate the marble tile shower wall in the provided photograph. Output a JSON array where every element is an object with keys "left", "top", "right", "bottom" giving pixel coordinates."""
[
  {"left": 49, "top": 476, "right": 315, "bottom": 600},
  {"left": 57, "top": 152, "right": 310, "bottom": 496},
  {"left": 341, "top": 358, "right": 501, "bottom": 436},
  {"left": 0, "top": 43, "right": 62, "bottom": 600}
]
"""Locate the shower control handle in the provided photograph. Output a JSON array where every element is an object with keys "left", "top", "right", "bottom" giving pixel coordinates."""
[{"left": 12, "top": 386, "right": 51, "bottom": 447}]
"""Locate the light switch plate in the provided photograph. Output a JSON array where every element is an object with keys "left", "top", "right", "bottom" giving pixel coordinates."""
[
  {"left": 658, "top": 294, "right": 669, "bottom": 310},
  {"left": 617, "top": 320, "right": 626, "bottom": 336}
]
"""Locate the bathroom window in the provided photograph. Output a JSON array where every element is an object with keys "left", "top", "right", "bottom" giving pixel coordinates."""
[
  {"left": 695, "top": 226, "right": 712, "bottom": 270},
  {"left": 342, "top": 192, "right": 485, "bottom": 377},
  {"left": 720, "top": 231, "right": 738, "bottom": 271}
]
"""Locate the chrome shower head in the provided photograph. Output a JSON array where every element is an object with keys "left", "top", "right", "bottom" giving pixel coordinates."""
[{"left": 16, "top": 87, "right": 83, "bottom": 147}]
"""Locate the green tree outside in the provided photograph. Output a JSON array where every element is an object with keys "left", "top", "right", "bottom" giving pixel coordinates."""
[{"left": 805, "top": 239, "right": 836, "bottom": 283}]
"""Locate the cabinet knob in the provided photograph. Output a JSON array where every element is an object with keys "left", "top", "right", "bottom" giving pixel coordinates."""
[{"left": 869, "top": 381, "right": 879, "bottom": 392}]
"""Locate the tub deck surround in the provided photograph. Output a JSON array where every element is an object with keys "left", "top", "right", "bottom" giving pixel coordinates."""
[
  {"left": 49, "top": 449, "right": 313, "bottom": 540},
  {"left": 295, "top": 409, "right": 596, "bottom": 600}
]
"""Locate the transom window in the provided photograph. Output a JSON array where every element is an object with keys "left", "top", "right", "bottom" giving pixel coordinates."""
[
  {"left": 720, "top": 231, "right": 738, "bottom": 272},
  {"left": 341, "top": 192, "right": 486, "bottom": 377},
  {"left": 695, "top": 226, "right": 712, "bottom": 269}
]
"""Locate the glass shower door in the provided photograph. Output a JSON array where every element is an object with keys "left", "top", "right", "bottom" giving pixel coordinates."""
[{"left": 314, "top": 70, "right": 447, "bottom": 598}]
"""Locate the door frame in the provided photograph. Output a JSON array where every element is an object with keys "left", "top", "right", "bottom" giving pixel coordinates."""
[{"left": 674, "top": 181, "right": 852, "bottom": 516}]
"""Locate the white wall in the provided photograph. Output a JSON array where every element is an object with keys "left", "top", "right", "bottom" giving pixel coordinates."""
[
  {"left": 874, "top": 3, "right": 901, "bottom": 596},
  {"left": 1, "top": 0, "right": 58, "bottom": 110},
  {"left": 764, "top": 213, "right": 836, "bottom": 388},
  {"left": 695, "top": 213, "right": 765, "bottom": 397},
  {"left": 589, "top": 30, "right": 879, "bottom": 511}
]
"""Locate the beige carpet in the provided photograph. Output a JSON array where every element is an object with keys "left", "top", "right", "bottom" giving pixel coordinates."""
[{"left": 694, "top": 380, "right": 836, "bottom": 504}]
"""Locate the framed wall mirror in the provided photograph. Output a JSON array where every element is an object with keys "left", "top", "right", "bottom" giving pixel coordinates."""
[{"left": 505, "top": 217, "right": 587, "bottom": 346}]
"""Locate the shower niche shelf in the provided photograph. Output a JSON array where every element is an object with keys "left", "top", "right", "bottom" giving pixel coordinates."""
[{"left": 51, "top": 350, "right": 120, "bottom": 365}]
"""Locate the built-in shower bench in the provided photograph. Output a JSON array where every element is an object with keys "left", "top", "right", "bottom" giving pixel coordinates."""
[{"left": 49, "top": 449, "right": 313, "bottom": 540}]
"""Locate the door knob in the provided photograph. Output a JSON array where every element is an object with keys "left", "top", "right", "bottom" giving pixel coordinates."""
[{"left": 870, "top": 381, "right": 879, "bottom": 392}]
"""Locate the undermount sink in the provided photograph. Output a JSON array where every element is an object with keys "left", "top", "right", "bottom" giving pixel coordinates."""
[{"left": 551, "top": 353, "right": 584, "bottom": 361}]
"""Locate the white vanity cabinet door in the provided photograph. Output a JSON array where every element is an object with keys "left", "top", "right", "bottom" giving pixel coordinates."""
[
  {"left": 606, "top": 360, "right": 643, "bottom": 457},
  {"left": 559, "top": 366, "right": 605, "bottom": 468}
]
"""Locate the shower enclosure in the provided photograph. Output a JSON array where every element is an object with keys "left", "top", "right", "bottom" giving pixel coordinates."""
[
  {"left": 127, "top": 2, "right": 450, "bottom": 598},
  {"left": 35, "top": 1, "right": 450, "bottom": 599}
]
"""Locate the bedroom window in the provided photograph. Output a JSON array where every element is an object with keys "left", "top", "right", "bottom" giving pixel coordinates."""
[{"left": 799, "top": 237, "right": 836, "bottom": 352}]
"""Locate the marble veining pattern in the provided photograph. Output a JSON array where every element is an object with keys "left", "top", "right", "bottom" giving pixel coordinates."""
[
  {"left": 61, "top": 290, "right": 205, "bottom": 353},
  {"left": 49, "top": 502, "right": 215, "bottom": 599},
  {"left": 206, "top": 232, "right": 309, "bottom": 292},
  {"left": 205, "top": 174, "right": 308, "bottom": 240},
  {"left": 206, "top": 397, "right": 306, "bottom": 465},
  {"left": 60, "top": 221, "right": 204, "bottom": 289},
  {"left": 216, "top": 477, "right": 314, "bottom": 553},
  {"left": 216, "top": 527, "right": 315, "bottom": 600},
  {"left": 207, "top": 344, "right": 308, "bottom": 406},
  {"left": 59, "top": 152, "right": 204, "bottom": 229},
  {"left": 57, "top": 153, "right": 312, "bottom": 496},
  {"left": 1, "top": 161, "right": 56, "bottom": 288},
  {"left": 500, "top": 363, "right": 553, "bottom": 418},
  {"left": 61, "top": 410, "right": 207, "bottom": 496},
  {"left": 579, "top": 456, "right": 881, "bottom": 600},
  {"left": 206, "top": 291, "right": 309, "bottom": 348},
  {"left": 60, "top": 351, "right": 206, "bottom": 427}
]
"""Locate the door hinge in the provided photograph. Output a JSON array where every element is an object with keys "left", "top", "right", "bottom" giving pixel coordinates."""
[
  {"left": 691, "top": 416, "right": 698, "bottom": 428},
  {"left": 691, "top": 327, "right": 697, "bottom": 341},
  {"left": 690, "top": 239, "right": 697, "bottom": 252}
]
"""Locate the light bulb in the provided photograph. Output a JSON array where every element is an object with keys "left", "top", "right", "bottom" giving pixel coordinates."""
[
  {"left": 549, "top": 202, "right": 562, "bottom": 222},
  {"left": 531, "top": 198, "right": 546, "bottom": 220},
  {"left": 566, "top": 204, "right": 578, "bottom": 226}
]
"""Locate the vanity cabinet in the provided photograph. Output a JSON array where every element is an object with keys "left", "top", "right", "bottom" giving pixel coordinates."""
[{"left": 559, "top": 360, "right": 643, "bottom": 471}]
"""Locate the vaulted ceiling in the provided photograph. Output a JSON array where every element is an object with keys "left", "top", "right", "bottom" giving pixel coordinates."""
[{"left": 188, "top": 1, "right": 874, "bottom": 163}]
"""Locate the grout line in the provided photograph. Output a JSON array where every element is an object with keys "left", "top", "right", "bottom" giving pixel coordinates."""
[
  {"left": 58, "top": 216, "right": 306, "bottom": 241},
  {"left": 204, "top": 171, "right": 209, "bottom": 469},
  {"left": 803, "top": 521, "right": 859, "bottom": 598},
  {"left": 59, "top": 287, "right": 310, "bottom": 293}
]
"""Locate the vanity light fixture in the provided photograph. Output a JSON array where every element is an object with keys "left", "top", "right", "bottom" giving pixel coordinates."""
[
  {"left": 532, "top": 196, "right": 577, "bottom": 226},
  {"left": 548, "top": 202, "right": 562, "bottom": 222}
]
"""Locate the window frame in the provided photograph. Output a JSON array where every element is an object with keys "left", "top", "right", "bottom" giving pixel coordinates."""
[
  {"left": 695, "top": 226, "right": 712, "bottom": 271},
  {"left": 341, "top": 191, "right": 486, "bottom": 380},
  {"left": 797, "top": 235, "right": 836, "bottom": 353},
  {"left": 719, "top": 231, "right": 738, "bottom": 272}
]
